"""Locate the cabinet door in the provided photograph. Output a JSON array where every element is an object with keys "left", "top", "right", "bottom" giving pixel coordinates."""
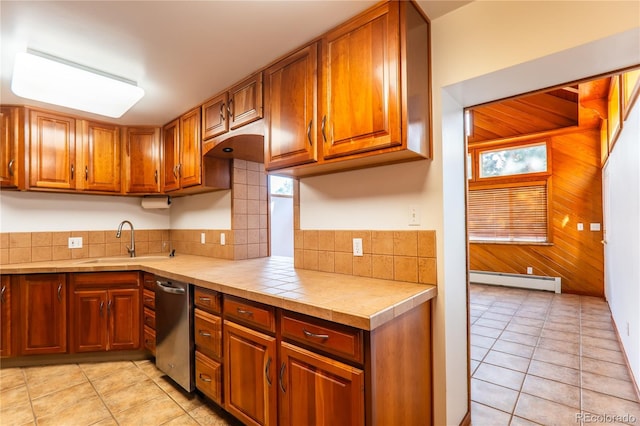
[
  {"left": 0, "top": 276, "right": 11, "bottom": 357},
  {"left": 108, "top": 288, "right": 141, "bottom": 351},
  {"left": 162, "top": 118, "right": 180, "bottom": 192},
  {"left": 82, "top": 121, "right": 121, "bottom": 192},
  {"left": 224, "top": 320, "right": 277, "bottom": 426},
  {"left": 229, "top": 73, "right": 263, "bottom": 130},
  {"left": 264, "top": 43, "right": 318, "bottom": 170},
  {"left": 279, "top": 342, "right": 364, "bottom": 426},
  {"left": 320, "top": 2, "right": 401, "bottom": 160},
  {"left": 179, "top": 107, "right": 202, "bottom": 188},
  {"left": 72, "top": 289, "right": 108, "bottom": 352},
  {"left": 29, "top": 109, "right": 76, "bottom": 189},
  {"left": 124, "top": 127, "right": 161, "bottom": 193},
  {"left": 0, "top": 107, "right": 22, "bottom": 188},
  {"left": 202, "top": 93, "right": 229, "bottom": 140},
  {"left": 18, "top": 274, "right": 67, "bottom": 355}
]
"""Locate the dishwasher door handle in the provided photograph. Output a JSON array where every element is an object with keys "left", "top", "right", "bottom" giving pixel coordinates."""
[{"left": 156, "top": 281, "right": 186, "bottom": 295}]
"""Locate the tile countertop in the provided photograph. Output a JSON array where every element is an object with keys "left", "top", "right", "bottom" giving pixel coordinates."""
[{"left": 0, "top": 254, "right": 437, "bottom": 331}]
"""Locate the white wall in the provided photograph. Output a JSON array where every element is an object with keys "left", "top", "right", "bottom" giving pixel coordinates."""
[
  {"left": 169, "top": 190, "right": 231, "bottom": 230},
  {"left": 604, "top": 101, "right": 640, "bottom": 386},
  {"left": 300, "top": 2, "right": 640, "bottom": 424},
  {"left": 0, "top": 191, "right": 170, "bottom": 232}
]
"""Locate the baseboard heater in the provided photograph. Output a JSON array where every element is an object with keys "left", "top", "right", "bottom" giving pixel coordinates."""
[{"left": 470, "top": 270, "right": 561, "bottom": 294}]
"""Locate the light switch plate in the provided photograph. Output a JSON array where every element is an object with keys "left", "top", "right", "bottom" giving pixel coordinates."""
[
  {"left": 68, "top": 237, "right": 83, "bottom": 249},
  {"left": 352, "top": 238, "right": 363, "bottom": 257},
  {"left": 590, "top": 223, "right": 601, "bottom": 231},
  {"left": 577, "top": 223, "right": 584, "bottom": 231},
  {"left": 220, "top": 233, "right": 226, "bottom": 246}
]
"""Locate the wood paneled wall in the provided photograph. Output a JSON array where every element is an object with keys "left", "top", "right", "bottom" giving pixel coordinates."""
[{"left": 469, "top": 129, "right": 605, "bottom": 297}]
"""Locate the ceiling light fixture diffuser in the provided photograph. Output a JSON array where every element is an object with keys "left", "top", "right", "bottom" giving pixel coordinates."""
[{"left": 11, "top": 50, "right": 144, "bottom": 118}]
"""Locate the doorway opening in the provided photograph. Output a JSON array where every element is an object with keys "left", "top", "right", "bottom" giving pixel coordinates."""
[{"left": 269, "top": 175, "right": 294, "bottom": 257}]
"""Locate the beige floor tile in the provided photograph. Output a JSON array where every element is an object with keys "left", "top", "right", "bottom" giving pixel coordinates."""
[
  {"left": 189, "top": 402, "right": 239, "bottom": 426},
  {"left": 0, "top": 402, "right": 35, "bottom": 426},
  {"left": 475, "top": 317, "right": 508, "bottom": 330},
  {"left": 92, "top": 363, "right": 150, "bottom": 395},
  {"left": 539, "top": 328, "right": 580, "bottom": 343},
  {"left": 470, "top": 401, "right": 511, "bottom": 426},
  {"left": 581, "top": 357, "right": 634, "bottom": 382},
  {"left": 36, "top": 394, "right": 111, "bottom": 426},
  {"left": 473, "top": 362, "right": 525, "bottom": 391},
  {"left": 471, "top": 324, "right": 502, "bottom": 339},
  {"left": 487, "top": 306, "right": 517, "bottom": 316},
  {"left": 471, "top": 360, "right": 481, "bottom": 375},
  {"left": 483, "top": 350, "right": 530, "bottom": 373},
  {"left": 470, "top": 345, "right": 490, "bottom": 361},
  {"left": 582, "top": 389, "right": 640, "bottom": 421},
  {"left": 112, "top": 394, "right": 186, "bottom": 426},
  {"left": 91, "top": 417, "right": 119, "bottom": 426},
  {"left": 542, "top": 320, "right": 579, "bottom": 333},
  {"left": 509, "top": 416, "right": 542, "bottom": 426},
  {"left": 471, "top": 333, "right": 496, "bottom": 349},
  {"left": 471, "top": 378, "right": 519, "bottom": 413},
  {"left": 25, "top": 365, "right": 88, "bottom": 399},
  {"left": 527, "top": 360, "right": 580, "bottom": 386},
  {"left": 491, "top": 340, "right": 535, "bottom": 359},
  {"left": 582, "top": 334, "right": 622, "bottom": 351},
  {"left": 136, "top": 359, "right": 167, "bottom": 380},
  {"left": 514, "top": 393, "right": 580, "bottom": 425},
  {"left": 505, "top": 323, "right": 542, "bottom": 337},
  {"left": 481, "top": 311, "right": 513, "bottom": 322},
  {"left": 499, "top": 330, "right": 539, "bottom": 347},
  {"left": 582, "top": 319, "right": 613, "bottom": 331},
  {"left": 0, "top": 368, "right": 26, "bottom": 390},
  {"left": 582, "top": 344, "right": 627, "bottom": 365},
  {"left": 164, "top": 384, "right": 205, "bottom": 412},
  {"left": 521, "top": 375, "right": 580, "bottom": 409},
  {"left": 582, "top": 371, "right": 639, "bottom": 402},
  {"left": 101, "top": 378, "right": 166, "bottom": 414},
  {"left": 532, "top": 347, "right": 579, "bottom": 369},
  {"left": 79, "top": 360, "right": 136, "bottom": 381},
  {"left": 537, "top": 336, "right": 579, "bottom": 354},
  {"left": 31, "top": 381, "right": 98, "bottom": 418},
  {"left": 510, "top": 316, "right": 545, "bottom": 328},
  {"left": 0, "top": 384, "right": 30, "bottom": 410},
  {"left": 161, "top": 413, "right": 201, "bottom": 426},
  {"left": 581, "top": 325, "right": 617, "bottom": 340}
]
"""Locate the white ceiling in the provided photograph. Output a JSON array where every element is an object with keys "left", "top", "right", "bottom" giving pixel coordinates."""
[{"left": 0, "top": 1, "right": 470, "bottom": 126}]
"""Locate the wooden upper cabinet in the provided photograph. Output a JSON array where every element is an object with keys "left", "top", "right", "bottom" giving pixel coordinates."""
[
  {"left": 124, "top": 127, "right": 161, "bottom": 194},
  {"left": 0, "top": 107, "right": 24, "bottom": 189},
  {"left": 202, "top": 73, "right": 263, "bottom": 142},
  {"left": 18, "top": 274, "right": 67, "bottom": 356},
  {"left": 179, "top": 107, "right": 202, "bottom": 188},
  {"left": 162, "top": 118, "right": 180, "bottom": 192},
  {"left": 202, "top": 93, "right": 229, "bottom": 140},
  {"left": 264, "top": 43, "right": 318, "bottom": 171},
  {"left": 28, "top": 109, "right": 76, "bottom": 190},
  {"left": 79, "top": 120, "right": 121, "bottom": 192},
  {"left": 319, "top": 1, "right": 430, "bottom": 163}
]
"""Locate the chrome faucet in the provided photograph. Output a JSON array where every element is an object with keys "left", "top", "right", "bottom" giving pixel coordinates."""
[{"left": 116, "top": 220, "right": 136, "bottom": 257}]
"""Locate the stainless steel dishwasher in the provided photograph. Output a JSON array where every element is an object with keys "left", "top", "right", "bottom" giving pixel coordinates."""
[{"left": 155, "top": 278, "right": 194, "bottom": 392}]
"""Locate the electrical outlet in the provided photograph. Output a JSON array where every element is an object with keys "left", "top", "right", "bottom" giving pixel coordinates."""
[
  {"left": 627, "top": 321, "right": 630, "bottom": 337},
  {"left": 577, "top": 223, "right": 584, "bottom": 231},
  {"left": 352, "top": 238, "right": 363, "bottom": 257},
  {"left": 409, "top": 205, "right": 420, "bottom": 226},
  {"left": 220, "top": 233, "right": 226, "bottom": 246},
  {"left": 68, "top": 237, "right": 83, "bottom": 249},
  {"left": 201, "top": 232, "right": 206, "bottom": 244},
  {"left": 526, "top": 266, "right": 533, "bottom": 275},
  {"left": 590, "top": 223, "right": 601, "bottom": 231}
]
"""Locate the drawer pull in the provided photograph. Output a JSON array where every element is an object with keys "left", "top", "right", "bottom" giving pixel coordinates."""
[
  {"left": 199, "top": 373, "right": 212, "bottom": 383},
  {"left": 144, "top": 297, "right": 154, "bottom": 303},
  {"left": 303, "top": 328, "right": 329, "bottom": 341},
  {"left": 198, "top": 296, "right": 211, "bottom": 302},
  {"left": 236, "top": 307, "right": 253, "bottom": 317},
  {"left": 198, "top": 330, "right": 212, "bottom": 337}
]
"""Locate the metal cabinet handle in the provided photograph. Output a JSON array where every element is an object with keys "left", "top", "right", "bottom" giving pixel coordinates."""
[
  {"left": 321, "top": 115, "right": 327, "bottom": 143},
  {"left": 70, "top": 164, "right": 75, "bottom": 180},
  {"left": 198, "top": 296, "right": 211, "bottom": 302},
  {"left": 172, "top": 165, "right": 178, "bottom": 179},
  {"left": 236, "top": 307, "right": 253, "bottom": 317},
  {"left": 220, "top": 103, "right": 225, "bottom": 122},
  {"left": 303, "top": 328, "right": 329, "bottom": 341},
  {"left": 0, "top": 285, "right": 5, "bottom": 303},
  {"left": 57, "top": 283, "right": 62, "bottom": 302},
  {"left": 8, "top": 159, "right": 14, "bottom": 177},
  {"left": 265, "top": 357, "right": 272, "bottom": 386},
  {"left": 199, "top": 373, "right": 212, "bottom": 383},
  {"left": 198, "top": 330, "right": 212, "bottom": 337},
  {"left": 279, "top": 363, "right": 286, "bottom": 393},
  {"left": 100, "top": 301, "right": 104, "bottom": 317},
  {"left": 177, "top": 163, "right": 181, "bottom": 177},
  {"left": 85, "top": 166, "right": 88, "bottom": 181},
  {"left": 227, "top": 99, "right": 234, "bottom": 120},
  {"left": 107, "top": 300, "right": 112, "bottom": 315},
  {"left": 154, "top": 170, "right": 158, "bottom": 183},
  {"left": 306, "top": 120, "right": 313, "bottom": 147}
]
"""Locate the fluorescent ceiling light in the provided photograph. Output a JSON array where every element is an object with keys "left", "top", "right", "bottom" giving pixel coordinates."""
[{"left": 11, "top": 50, "right": 144, "bottom": 118}]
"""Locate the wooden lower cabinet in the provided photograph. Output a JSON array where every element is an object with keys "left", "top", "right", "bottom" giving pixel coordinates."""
[
  {"left": 142, "top": 273, "right": 156, "bottom": 355},
  {"left": 1, "top": 275, "right": 12, "bottom": 357},
  {"left": 70, "top": 272, "right": 141, "bottom": 353},
  {"left": 18, "top": 274, "right": 67, "bottom": 355},
  {"left": 195, "top": 350, "right": 223, "bottom": 405},
  {"left": 279, "top": 341, "right": 364, "bottom": 426},
  {"left": 223, "top": 320, "right": 277, "bottom": 426}
]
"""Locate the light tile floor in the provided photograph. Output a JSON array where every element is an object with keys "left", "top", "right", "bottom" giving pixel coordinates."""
[
  {"left": 0, "top": 359, "right": 241, "bottom": 426},
  {"left": 471, "top": 284, "right": 640, "bottom": 425}
]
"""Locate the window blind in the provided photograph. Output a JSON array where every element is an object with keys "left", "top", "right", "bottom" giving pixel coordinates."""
[{"left": 468, "top": 184, "right": 548, "bottom": 242}]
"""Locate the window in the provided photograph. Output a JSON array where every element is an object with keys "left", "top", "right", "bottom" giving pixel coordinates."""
[
  {"left": 468, "top": 183, "right": 548, "bottom": 243},
  {"left": 269, "top": 175, "right": 293, "bottom": 196},
  {"left": 479, "top": 142, "right": 547, "bottom": 178}
]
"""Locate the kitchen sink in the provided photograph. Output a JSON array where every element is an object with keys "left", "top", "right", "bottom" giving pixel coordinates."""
[{"left": 76, "top": 255, "right": 170, "bottom": 264}]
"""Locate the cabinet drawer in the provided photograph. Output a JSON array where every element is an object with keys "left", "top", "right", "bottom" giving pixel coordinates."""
[
  {"left": 194, "top": 287, "right": 221, "bottom": 313},
  {"left": 143, "top": 325, "right": 156, "bottom": 355},
  {"left": 142, "top": 289, "right": 155, "bottom": 309},
  {"left": 194, "top": 309, "right": 222, "bottom": 359},
  {"left": 281, "top": 312, "right": 364, "bottom": 364},
  {"left": 195, "top": 351, "right": 222, "bottom": 405},
  {"left": 143, "top": 307, "right": 156, "bottom": 330},
  {"left": 143, "top": 273, "right": 156, "bottom": 291},
  {"left": 223, "top": 295, "right": 275, "bottom": 333}
]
